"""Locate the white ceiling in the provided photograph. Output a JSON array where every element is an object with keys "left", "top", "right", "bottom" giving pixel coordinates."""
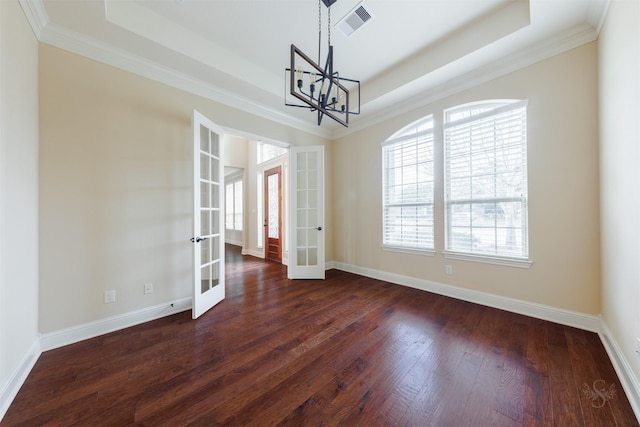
[{"left": 22, "top": 0, "right": 608, "bottom": 138}]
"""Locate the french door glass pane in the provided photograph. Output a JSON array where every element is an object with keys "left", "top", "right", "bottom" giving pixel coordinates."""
[
  {"left": 211, "top": 184, "right": 219, "bottom": 208},
  {"left": 200, "top": 264, "right": 211, "bottom": 293},
  {"left": 297, "top": 190, "right": 307, "bottom": 209},
  {"left": 297, "top": 171, "right": 307, "bottom": 189},
  {"left": 200, "top": 154, "right": 210, "bottom": 180},
  {"left": 201, "top": 181, "right": 209, "bottom": 208},
  {"left": 297, "top": 249, "right": 307, "bottom": 266},
  {"left": 211, "top": 261, "right": 220, "bottom": 286},
  {"left": 211, "top": 236, "right": 219, "bottom": 261},
  {"left": 200, "top": 125, "right": 209, "bottom": 152},
  {"left": 308, "top": 209, "right": 317, "bottom": 228},
  {"left": 210, "top": 132, "right": 219, "bottom": 157},
  {"left": 212, "top": 210, "right": 219, "bottom": 233},
  {"left": 297, "top": 229, "right": 306, "bottom": 246},
  {"left": 308, "top": 190, "right": 318, "bottom": 209},
  {"left": 308, "top": 248, "right": 318, "bottom": 266},
  {"left": 201, "top": 211, "right": 210, "bottom": 236},
  {"left": 297, "top": 209, "right": 306, "bottom": 227},
  {"left": 200, "top": 238, "right": 210, "bottom": 266}
]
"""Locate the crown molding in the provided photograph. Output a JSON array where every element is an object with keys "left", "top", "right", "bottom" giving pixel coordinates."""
[
  {"left": 42, "top": 22, "right": 333, "bottom": 139},
  {"left": 335, "top": 22, "right": 599, "bottom": 140},
  {"left": 586, "top": 0, "right": 611, "bottom": 35},
  {"left": 18, "top": 0, "right": 606, "bottom": 143},
  {"left": 18, "top": 0, "right": 48, "bottom": 39},
  {"left": 22, "top": 0, "right": 332, "bottom": 140}
]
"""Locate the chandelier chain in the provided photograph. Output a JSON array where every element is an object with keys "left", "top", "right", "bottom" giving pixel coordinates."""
[
  {"left": 328, "top": 5, "right": 331, "bottom": 47},
  {"left": 318, "top": 0, "right": 322, "bottom": 65},
  {"left": 318, "top": 0, "right": 321, "bottom": 35}
]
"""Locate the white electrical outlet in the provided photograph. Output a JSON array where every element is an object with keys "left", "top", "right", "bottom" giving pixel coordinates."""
[
  {"left": 104, "top": 290, "right": 116, "bottom": 304},
  {"left": 445, "top": 265, "right": 453, "bottom": 275},
  {"left": 144, "top": 282, "right": 153, "bottom": 295}
]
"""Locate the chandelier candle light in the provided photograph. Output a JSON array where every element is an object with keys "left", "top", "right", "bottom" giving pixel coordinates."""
[{"left": 285, "top": 0, "right": 360, "bottom": 127}]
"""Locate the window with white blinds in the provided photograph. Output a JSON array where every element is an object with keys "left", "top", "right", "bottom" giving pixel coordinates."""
[
  {"left": 382, "top": 116, "right": 434, "bottom": 251},
  {"left": 444, "top": 100, "right": 528, "bottom": 259},
  {"left": 225, "top": 179, "right": 243, "bottom": 231}
]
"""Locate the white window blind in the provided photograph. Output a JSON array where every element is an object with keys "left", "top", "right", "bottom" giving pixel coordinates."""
[
  {"left": 382, "top": 116, "right": 434, "bottom": 251},
  {"left": 225, "top": 182, "right": 234, "bottom": 230},
  {"left": 233, "top": 180, "right": 243, "bottom": 231},
  {"left": 444, "top": 100, "right": 528, "bottom": 258},
  {"left": 225, "top": 178, "right": 243, "bottom": 231}
]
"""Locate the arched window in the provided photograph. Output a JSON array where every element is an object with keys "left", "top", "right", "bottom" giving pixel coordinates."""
[
  {"left": 382, "top": 115, "right": 434, "bottom": 252},
  {"left": 444, "top": 100, "right": 528, "bottom": 258}
]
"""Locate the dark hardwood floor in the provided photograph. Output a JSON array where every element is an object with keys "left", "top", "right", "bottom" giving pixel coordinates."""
[{"left": 3, "top": 244, "right": 638, "bottom": 426}]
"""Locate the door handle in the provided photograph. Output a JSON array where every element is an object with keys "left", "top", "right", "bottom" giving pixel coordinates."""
[
  {"left": 190, "top": 236, "right": 208, "bottom": 243},
  {"left": 316, "top": 227, "right": 322, "bottom": 231}
]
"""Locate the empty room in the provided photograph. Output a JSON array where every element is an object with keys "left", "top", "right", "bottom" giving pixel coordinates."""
[{"left": 1, "top": 0, "right": 639, "bottom": 425}]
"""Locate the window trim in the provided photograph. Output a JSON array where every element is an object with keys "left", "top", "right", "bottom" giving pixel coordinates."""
[
  {"left": 382, "top": 244, "right": 436, "bottom": 256},
  {"left": 442, "top": 251, "right": 532, "bottom": 268}
]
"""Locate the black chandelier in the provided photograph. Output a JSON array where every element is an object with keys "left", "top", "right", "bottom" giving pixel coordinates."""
[{"left": 285, "top": 0, "right": 360, "bottom": 127}]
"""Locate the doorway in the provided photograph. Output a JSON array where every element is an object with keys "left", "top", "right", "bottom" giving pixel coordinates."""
[{"left": 264, "top": 166, "right": 282, "bottom": 263}]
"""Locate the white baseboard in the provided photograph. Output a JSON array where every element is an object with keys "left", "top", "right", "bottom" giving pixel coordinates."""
[
  {"left": 242, "top": 248, "right": 264, "bottom": 259},
  {"left": 0, "top": 338, "right": 41, "bottom": 422},
  {"left": 240, "top": 248, "right": 290, "bottom": 266},
  {"left": 40, "top": 297, "right": 192, "bottom": 351},
  {"left": 225, "top": 239, "right": 243, "bottom": 247},
  {"left": 331, "top": 261, "right": 601, "bottom": 332},
  {"left": 599, "top": 318, "right": 640, "bottom": 422}
]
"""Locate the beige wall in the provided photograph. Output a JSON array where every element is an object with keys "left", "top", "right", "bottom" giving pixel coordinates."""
[
  {"left": 332, "top": 42, "right": 601, "bottom": 314},
  {"left": 39, "top": 44, "right": 331, "bottom": 333},
  {"left": 599, "top": 0, "right": 640, "bottom": 388},
  {"left": 0, "top": 0, "right": 40, "bottom": 402}
]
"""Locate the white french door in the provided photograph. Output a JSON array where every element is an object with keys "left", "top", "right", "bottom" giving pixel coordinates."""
[
  {"left": 288, "top": 146, "right": 325, "bottom": 279},
  {"left": 192, "top": 110, "right": 225, "bottom": 319}
]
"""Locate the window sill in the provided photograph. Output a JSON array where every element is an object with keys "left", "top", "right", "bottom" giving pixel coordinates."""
[
  {"left": 442, "top": 251, "right": 532, "bottom": 268},
  {"left": 382, "top": 245, "right": 436, "bottom": 256}
]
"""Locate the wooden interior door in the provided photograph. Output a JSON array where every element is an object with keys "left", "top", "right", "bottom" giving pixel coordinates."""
[{"left": 264, "top": 166, "right": 282, "bottom": 262}]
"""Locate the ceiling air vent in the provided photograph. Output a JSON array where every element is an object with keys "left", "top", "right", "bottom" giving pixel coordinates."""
[{"left": 336, "top": 2, "right": 373, "bottom": 38}]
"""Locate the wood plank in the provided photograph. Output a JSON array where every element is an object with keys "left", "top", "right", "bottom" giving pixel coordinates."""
[{"left": 2, "top": 245, "right": 638, "bottom": 426}]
